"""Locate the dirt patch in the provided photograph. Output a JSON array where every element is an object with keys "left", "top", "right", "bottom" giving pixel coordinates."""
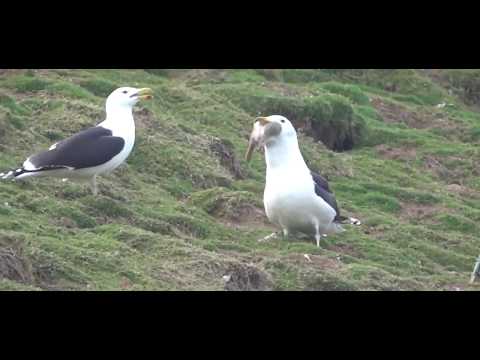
[
  {"left": 327, "top": 244, "right": 363, "bottom": 259},
  {"left": 179, "top": 69, "right": 228, "bottom": 84},
  {"left": 209, "top": 138, "right": 245, "bottom": 179},
  {"left": 219, "top": 205, "right": 271, "bottom": 230},
  {"left": 422, "top": 155, "right": 478, "bottom": 185},
  {"left": 134, "top": 108, "right": 160, "bottom": 131},
  {"left": 49, "top": 217, "right": 78, "bottom": 229},
  {"left": 400, "top": 203, "right": 444, "bottom": 221},
  {"left": 223, "top": 263, "right": 273, "bottom": 291},
  {"left": 445, "top": 184, "right": 470, "bottom": 195},
  {"left": 0, "top": 236, "right": 33, "bottom": 284},
  {"left": 446, "top": 184, "right": 464, "bottom": 193},
  {"left": 371, "top": 97, "right": 450, "bottom": 130},
  {"left": 0, "top": 70, "right": 26, "bottom": 76},
  {"left": 0, "top": 249, "right": 30, "bottom": 282},
  {"left": 375, "top": 144, "right": 417, "bottom": 161},
  {"left": 444, "top": 183, "right": 480, "bottom": 199},
  {"left": 423, "top": 155, "right": 457, "bottom": 181},
  {"left": 266, "top": 82, "right": 312, "bottom": 98}
]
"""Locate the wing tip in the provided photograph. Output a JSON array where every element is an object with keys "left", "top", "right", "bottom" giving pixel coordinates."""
[{"left": 1, "top": 170, "right": 16, "bottom": 180}]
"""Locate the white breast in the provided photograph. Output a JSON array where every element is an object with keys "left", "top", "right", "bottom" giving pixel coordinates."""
[
  {"left": 264, "top": 167, "right": 337, "bottom": 234},
  {"left": 95, "top": 113, "right": 135, "bottom": 174},
  {"left": 262, "top": 132, "right": 337, "bottom": 235}
]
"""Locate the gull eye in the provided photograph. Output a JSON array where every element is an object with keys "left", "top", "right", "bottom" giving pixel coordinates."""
[
  {"left": 122, "top": 90, "right": 128, "bottom": 94},
  {"left": 281, "top": 119, "right": 286, "bottom": 123}
]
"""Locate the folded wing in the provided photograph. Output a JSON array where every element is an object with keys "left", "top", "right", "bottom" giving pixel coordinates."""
[
  {"left": 310, "top": 171, "right": 345, "bottom": 222},
  {"left": 26, "top": 126, "right": 125, "bottom": 171}
]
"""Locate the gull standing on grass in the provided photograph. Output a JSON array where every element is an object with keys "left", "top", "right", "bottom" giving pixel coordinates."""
[
  {"left": 245, "top": 115, "right": 360, "bottom": 247},
  {"left": 0, "top": 87, "right": 153, "bottom": 195}
]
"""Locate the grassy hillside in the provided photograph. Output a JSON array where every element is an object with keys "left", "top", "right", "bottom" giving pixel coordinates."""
[{"left": 0, "top": 69, "right": 479, "bottom": 291}]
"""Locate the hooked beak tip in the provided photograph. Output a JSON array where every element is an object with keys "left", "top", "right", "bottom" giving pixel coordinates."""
[
  {"left": 255, "top": 117, "right": 270, "bottom": 126},
  {"left": 135, "top": 88, "right": 154, "bottom": 100}
]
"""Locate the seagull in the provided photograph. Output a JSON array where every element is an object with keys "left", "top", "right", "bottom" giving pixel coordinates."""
[
  {"left": 245, "top": 115, "right": 360, "bottom": 247},
  {"left": 0, "top": 87, "right": 153, "bottom": 195}
]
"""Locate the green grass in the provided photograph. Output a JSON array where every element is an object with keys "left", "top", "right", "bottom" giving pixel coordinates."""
[
  {"left": 317, "top": 82, "right": 371, "bottom": 105},
  {"left": 79, "top": 79, "right": 118, "bottom": 97},
  {"left": 2, "top": 75, "right": 50, "bottom": 92},
  {"left": 0, "top": 69, "right": 479, "bottom": 291},
  {"left": 0, "top": 92, "right": 31, "bottom": 115}
]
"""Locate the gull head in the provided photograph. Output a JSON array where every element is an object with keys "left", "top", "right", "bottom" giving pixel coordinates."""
[
  {"left": 245, "top": 115, "right": 296, "bottom": 161},
  {"left": 106, "top": 87, "right": 154, "bottom": 110}
]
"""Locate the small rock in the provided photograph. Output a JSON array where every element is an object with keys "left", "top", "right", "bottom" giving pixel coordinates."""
[
  {"left": 222, "top": 275, "right": 231, "bottom": 282},
  {"left": 446, "top": 184, "right": 464, "bottom": 193}
]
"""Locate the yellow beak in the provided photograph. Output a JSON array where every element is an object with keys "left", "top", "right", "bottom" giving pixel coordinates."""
[
  {"left": 137, "top": 88, "right": 154, "bottom": 100},
  {"left": 255, "top": 117, "right": 270, "bottom": 126}
]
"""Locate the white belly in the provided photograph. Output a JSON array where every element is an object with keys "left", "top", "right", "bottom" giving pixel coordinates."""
[{"left": 264, "top": 177, "right": 337, "bottom": 235}]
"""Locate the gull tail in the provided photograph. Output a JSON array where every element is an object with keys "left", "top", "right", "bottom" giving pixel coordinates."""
[
  {"left": 335, "top": 215, "right": 362, "bottom": 226},
  {"left": 0, "top": 166, "right": 45, "bottom": 180},
  {"left": 0, "top": 167, "right": 29, "bottom": 180},
  {"left": 1, "top": 164, "right": 71, "bottom": 181}
]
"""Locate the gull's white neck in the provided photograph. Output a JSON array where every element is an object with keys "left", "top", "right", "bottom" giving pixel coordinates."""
[
  {"left": 264, "top": 133, "right": 310, "bottom": 178},
  {"left": 98, "top": 103, "right": 135, "bottom": 138}
]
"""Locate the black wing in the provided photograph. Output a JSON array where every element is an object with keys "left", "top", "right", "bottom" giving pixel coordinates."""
[
  {"left": 311, "top": 171, "right": 343, "bottom": 222},
  {"left": 27, "top": 126, "right": 125, "bottom": 170}
]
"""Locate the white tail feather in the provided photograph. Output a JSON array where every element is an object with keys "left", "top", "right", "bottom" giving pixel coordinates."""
[
  {"left": 1, "top": 168, "right": 26, "bottom": 180},
  {"left": 1, "top": 170, "right": 15, "bottom": 180},
  {"left": 349, "top": 217, "right": 361, "bottom": 225}
]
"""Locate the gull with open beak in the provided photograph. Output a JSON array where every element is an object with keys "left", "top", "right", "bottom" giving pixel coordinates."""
[
  {"left": 0, "top": 87, "right": 153, "bottom": 196},
  {"left": 246, "top": 115, "right": 360, "bottom": 247}
]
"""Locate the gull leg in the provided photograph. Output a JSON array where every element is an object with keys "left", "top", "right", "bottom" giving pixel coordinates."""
[
  {"left": 282, "top": 228, "right": 289, "bottom": 240},
  {"left": 315, "top": 233, "right": 321, "bottom": 248},
  {"left": 470, "top": 255, "right": 480, "bottom": 284},
  {"left": 90, "top": 175, "right": 98, "bottom": 196},
  {"left": 313, "top": 220, "right": 322, "bottom": 248}
]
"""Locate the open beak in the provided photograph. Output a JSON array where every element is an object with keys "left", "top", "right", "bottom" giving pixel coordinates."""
[
  {"left": 133, "top": 88, "right": 154, "bottom": 100},
  {"left": 245, "top": 117, "right": 270, "bottom": 162}
]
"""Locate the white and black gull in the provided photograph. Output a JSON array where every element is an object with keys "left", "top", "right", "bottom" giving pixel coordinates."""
[
  {"left": 245, "top": 115, "right": 360, "bottom": 247},
  {"left": 0, "top": 87, "right": 153, "bottom": 195}
]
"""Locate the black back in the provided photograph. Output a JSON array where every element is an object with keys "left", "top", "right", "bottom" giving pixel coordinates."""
[
  {"left": 311, "top": 171, "right": 342, "bottom": 222},
  {"left": 28, "top": 126, "right": 125, "bottom": 170}
]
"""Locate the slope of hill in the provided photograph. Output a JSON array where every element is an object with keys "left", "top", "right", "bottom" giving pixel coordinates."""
[{"left": 0, "top": 69, "right": 479, "bottom": 291}]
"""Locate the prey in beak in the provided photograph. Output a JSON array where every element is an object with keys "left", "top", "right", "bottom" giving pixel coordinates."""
[
  {"left": 245, "top": 117, "right": 281, "bottom": 162},
  {"left": 131, "top": 88, "right": 154, "bottom": 100}
]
